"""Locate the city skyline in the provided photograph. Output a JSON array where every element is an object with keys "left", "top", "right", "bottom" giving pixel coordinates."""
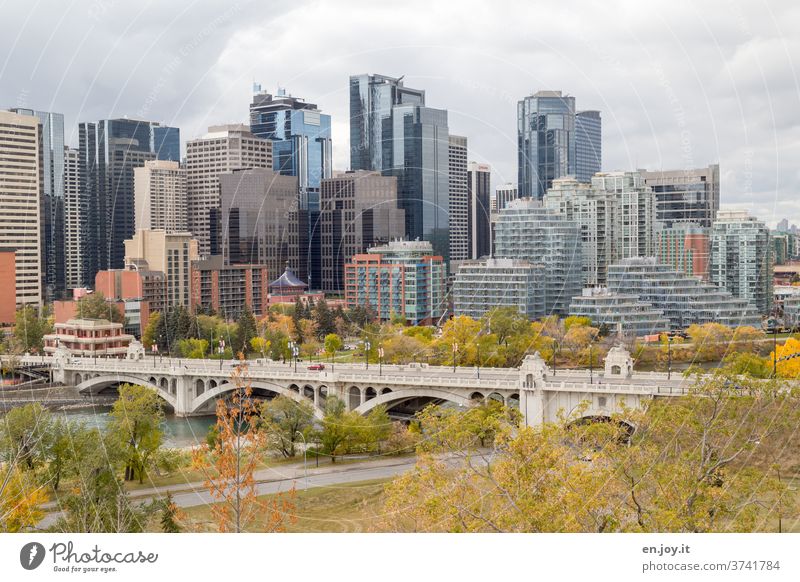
[{"left": 0, "top": 1, "right": 796, "bottom": 227}]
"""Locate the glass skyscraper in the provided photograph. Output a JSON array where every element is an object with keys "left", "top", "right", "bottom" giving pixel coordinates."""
[
  {"left": 575, "top": 110, "right": 602, "bottom": 183},
  {"left": 78, "top": 119, "right": 179, "bottom": 282},
  {"left": 250, "top": 87, "right": 332, "bottom": 288},
  {"left": 350, "top": 74, "right": 450, "bottom": 261},
  {"left": 517, "top": 91, "right": 601, "bottom": 199},
  {"left": 9, "top": 108, "right": 66, "bottom": 299},
  {"left": 152, "top": 125, "right": 180, "bottom": 162}
]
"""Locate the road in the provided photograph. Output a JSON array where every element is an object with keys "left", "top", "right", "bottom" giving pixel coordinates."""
[{"left": 38, "top": 455, "right": 418, "bottom": 528}]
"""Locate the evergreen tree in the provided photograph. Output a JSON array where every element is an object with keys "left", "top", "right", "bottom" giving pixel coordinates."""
[{"left": 235, "top": 308, "right": 258, "bottom": 356}]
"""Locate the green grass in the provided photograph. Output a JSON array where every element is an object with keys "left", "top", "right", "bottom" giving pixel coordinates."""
[{"left": 178, "top": 478, "right": 390, "bottom": 533}]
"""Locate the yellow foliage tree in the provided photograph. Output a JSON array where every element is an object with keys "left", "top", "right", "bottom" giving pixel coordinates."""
[
  {"left": 0, "top": 467, "right": 47, "bottom": 532},
  {"left": 192, "top": 361, "right": 296, "bottom": 532},
  {"left": 772, "top": 337, "right": 800, "bottom": 378}
]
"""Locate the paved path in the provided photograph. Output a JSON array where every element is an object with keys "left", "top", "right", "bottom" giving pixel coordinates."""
[{"left": 38, "top": 455, "right": 417, "bottom": 528}]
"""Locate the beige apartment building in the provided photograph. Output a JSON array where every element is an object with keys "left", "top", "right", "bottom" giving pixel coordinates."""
[
  {"left": 0, "top": 110, "right": 41, "bottom": 307},
  {"left": 186, "top": 125, "right": 272, "bottom": 255},
  {"left": 124, "top": 229, "right": 199, "bottom": 309},
  {"left": 135, "top": 160, "right": 187, "bottom": 232}
]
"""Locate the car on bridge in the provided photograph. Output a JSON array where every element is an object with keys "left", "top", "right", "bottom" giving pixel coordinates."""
[{"left": 307, "top": 363, "right": 326, "bottom": 371}]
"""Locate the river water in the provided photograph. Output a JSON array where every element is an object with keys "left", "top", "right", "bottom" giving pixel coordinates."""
[{"left": 53, "top": 407, "right": 216, "bottom": 448}]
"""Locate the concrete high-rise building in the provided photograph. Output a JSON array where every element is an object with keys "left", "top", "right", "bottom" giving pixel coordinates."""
[
  {"left": 185, "top": 125, "right": 272, "bottom": 256},
  {"left": 448, "top": 135, "right": 469, "bottom": 263},
  {"left": 319, "top": 171, "right": 404, "bottom": 293},
  {"left": 517, "top": 91, "right": 601, "bottom": 199},
  {"left": 9, "top": 108, "right": 66, "bottom": 299},
  {"left": 63, "top": 147, "right": 82, "bottom": 291},
  {"left": 575, "top": 110, "right": 602, "bottom": 183},
  {"left": 494, "top": 198, "right": 583, "bottom": 315},
  {"left": 349, "top": 74, "right": 450, "bottom": 259},
  {"left": 78, "top": 119, "right": 180, "bottom": 282},
  {"left": 592, "top": 171, "right": 658, "bottom": 260},
  {"left": 657, "top": 222, "right": 709, "bottom": 280},
  {"left": 345, "top": 239, "right": 447, "bottom": 325},
  {"left": 214, "top": 168, "right": 301, "bottom": 282},
  {"left": 134, "top": 160, "right": 187, "bottom": 232},
  {"left": 494, "top": 183, "right": 518, "bottom": 212},
  {"left": 249, "top": 88, "right": 332, "bottom": 288},
  {"left": 640, "top": 165, "right": 719, "bottom": 228},
  {"left": 544, "top": 177, "right": 616, "bottom": 286},
  {"left": 468, "top": 162, "right": 492, "bottom": 260},
  {"left": 710, "top": 210, "right": 773, "bottom": 315},
  {"left": 123, "top": 229, "right": 198, "bottom": 309},
  {"left": 0, "top": 111, "right": 41, "bottom": 308}
]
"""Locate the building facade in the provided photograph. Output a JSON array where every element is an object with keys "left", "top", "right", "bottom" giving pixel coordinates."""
[
  {"left": 123, "top": 230, "right": 198, "bottom": 309},
  {"left": 640, "top": 165, "right": 720, "bottom": 228},
  {"left": 185, "top": 125, "right": 272, "bottom": 256},
  {"left": 249, "top": 88, "right": 332, "bottom": 288},
  {"left": 494, "top": 183, "right": 518, "bottom": 212},
  {"left": 0, "top": 110, "right": 41, "bottom": 308},
  {"left": 517, "top": 91, "right": 601, "bottom": 199},
  {"left": 657, "top": 222, "right": 710, "bottom": 280},
  {"left": 349, "top": 74, "right": 450, "bottom": 260},
  {"left": 544, "top": 177, "right": 615, "bottom": 286},
  {"left": 9, "top": 109, "right": 66, "bottom": 299},
  {"left": 215, "top": 168, "right": 301, "bottom": 282},
  {"left": 64, "top": 147, "right": 82, "bottom": 290},
  {"left": 468, "top": 162, "right": 492, "bottom": 260},
  {"left": 607, "top": 257, "right": 761, "bottom": 329},
  {"left": 78, "top": 119, "right": 179, "bottom": 281},
  {"left": 95, "top": 268, "right": 166, "bottom": 336},
  {"left": 448, "top": 135, "right": 469, "bottom": 263},
  {"left": 319, "top": 171, "right": 404, "bottom": 293},
  {"left": 0, "top": 250, "right": 16, "bottom": 324},
  {"left": 592, "top": 171, "right": 658, "bottom": 260},
  {"left": 494, "top": 198, "right": 583, "bottom": 315},
  {"left": 43, "top": 318, "right": 133, "bottom": 357},
  {"left": 575, "top": 110, "right": 602, "bottom": 183},
  {"left": 453, "top": 258, "right": 544, "bottom": 320},
  {"left": 569, "top": 287, "right": 669, "bottom": 337},
  {"left": 134, "top": 160, "right": 187, "bottom": 232},
  {"left": 191, "top": 255, "right": 270, "bottom": 319},
  {"left": 345, "top": 239, "right": 447, "bottom": 325},
  {"left": 709, "top": 209, "right": 773, "bottom": 315}
]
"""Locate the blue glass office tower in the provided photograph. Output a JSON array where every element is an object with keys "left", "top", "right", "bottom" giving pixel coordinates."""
[
  {"left": 576, "top": 110, "right": 602, "bottom": 183},
  {"left": 250, "top": 88, "right": 332, "bottom": 288},
  {"left": 517, "top": 91, "right": 601, "bottom": 199},
  {"left": 78, "top": 119, "right": 179, "bottom": 282},
  {"left": 350, "top": 74, "right": 450, "bottom": 260},
  {"left": 152, "top": 125, "right": 181, "bottom": 162},
  {"left": 9, "top": 108, "right": 66, "bottom": 299}
]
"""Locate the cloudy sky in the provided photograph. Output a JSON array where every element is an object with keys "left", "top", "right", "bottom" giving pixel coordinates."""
[{"left": 1, "top": 0, "right": 797, "bottom": 225}]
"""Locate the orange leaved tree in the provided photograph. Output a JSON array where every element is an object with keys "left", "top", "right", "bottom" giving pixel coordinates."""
[{"left": 192, "top": 357, "right": 296, "bottom": 532}]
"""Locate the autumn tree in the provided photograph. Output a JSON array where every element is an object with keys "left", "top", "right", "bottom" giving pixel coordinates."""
[
  {"left": 0, "top": 466, "right": 47, "bottom": 532},
  {"left": 772, "top": 337, "right": 800, "bottom": 378},
  {"left": 323, "top": 333, "right": 343, "bottom": 363},
  {"left": 107, "top": 384, "right": 164, "bottom": 483},
  {"left": 54, "top": 427, "right": 157, "bottom": 533},
  {"left": 316, "top": 397, "right": 363, "bottom": 463},
  {"left": 382, "top": 370, "right": 800, "bottom": 533},
  {"left": 141, "top": 311, "right": 162, "bottom": 349},
  {"left": 0, "top": 403, "right": 52, "bottom": 471},
  {"left": 260, "top": 396, "right": 315, "bottom": 458},
  {"left": 192, "top": 361, "right": 295, "bottom": 532}
]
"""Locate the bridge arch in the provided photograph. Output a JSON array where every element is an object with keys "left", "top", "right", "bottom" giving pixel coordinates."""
[
  {"left": 76, "top": 374, "right": 177, "bottom": 410},
  {"left": 354, "top": 387, "right": 472, "bottom": 416},
  {"left": 190, "top": 381, "right": 324, "bottom": 419}
]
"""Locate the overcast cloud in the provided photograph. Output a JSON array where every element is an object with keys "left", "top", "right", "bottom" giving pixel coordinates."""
[{"left": 1, "top": 0, "right": 797, "bottom": 225}]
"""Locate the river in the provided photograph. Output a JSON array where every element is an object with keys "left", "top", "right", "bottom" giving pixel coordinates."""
[{"left": 53, "top": 407, "right": 216, "bottom": 448}]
